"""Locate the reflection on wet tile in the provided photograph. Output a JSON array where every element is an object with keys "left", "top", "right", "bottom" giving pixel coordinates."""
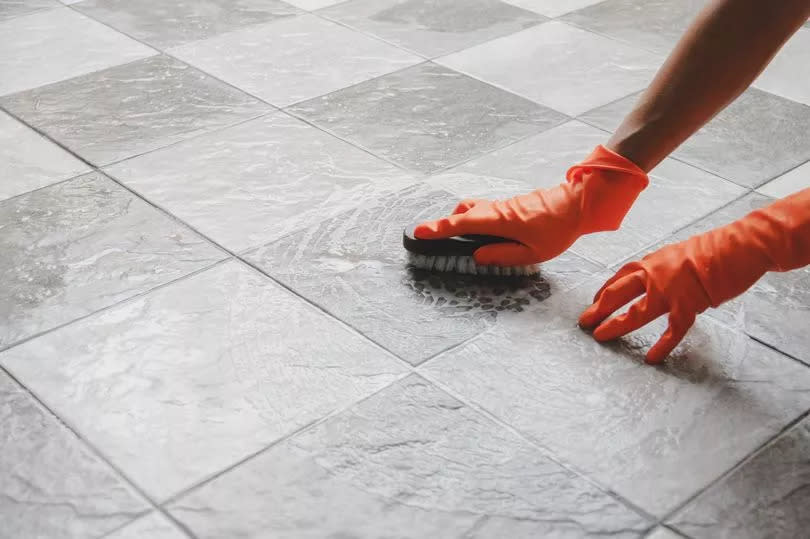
[
  {"left": 2, "top": 55, "right": 271, "bottom": 166},
  {"left": 247, "top": 186, "right": 600, "bottom": 364},
  {"left": 1, "top": 262, "right": 407, "bottom": 500},
  {"left": 0, "top": 370, "right": 147, "bottom": 538},
  {"left": 562, "top": 0, "right": 705, "bottom": 55},
  {"left": 758, "top": 161, "right": 810, "bottom": 198},
  {"left": 0, "top": 172, "right": 224, "bottom": 348},
  {"left": 0, "top": 8, "right": 154, "bottom": 96},
  {"left": 171, "top": 14, "right": 421, "bottom": 107},
  {"left": 581, "top": 88, "right": 810, "bottom": 187},
  {"left": 0, "top": 110, "right": 90, "bottom": 202},
  {"left": 439, "top": 21, "right": 662, "bottom": 116},
  {"left": 423, "top": 278, "right": 810, "bottom": 516},
  {"left": 105, "top": 513, "right": 186, "bottom": 539},
  {"left": 502, "top": 0, "right": 605, "bottom": 18},
  {"left": 169, "top": 376, "right": 649, "bottom": 538},
  {"left": 671, "top": 416, "right": 810, "bottom": 539},
  {"left": 631, "top": 193, "right": 810, "bottom": 366},
  {"left": 75, "top": 0, "right": 300, "bottom": 49},
  {"left": 106, "top": 112, "right": 419, "bottom": 252},
  {"left": 320, "top": 0, "right": 544, "bottom": 58},
  {"left": 0, "top": 0, "right": 60, "bottom": 21},
  {"left": 436, "top": 120, "right": 744, "bottom": 266},
  {"left": 289, "top": 62, "right": 566, "bottom": 174},
  {"left": 754, "top": 27, "right": 810, "bottom": 106}
]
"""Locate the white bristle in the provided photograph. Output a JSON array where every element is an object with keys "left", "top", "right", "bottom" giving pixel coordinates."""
[{"left": 407, "top": 253, "right": 540, "bottom": 277}]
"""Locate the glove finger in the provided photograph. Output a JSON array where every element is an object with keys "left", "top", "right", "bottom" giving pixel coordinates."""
[
  {"left": 473, "top": 242, "right": 536, "bottom": 266},
  {"left": 453, "top": 199, "right": 486, "bottom": 215},
  {"left": 592, "top": 295, "right": 665, "bottom": 342},
  {"left": 646, "top": 310, "right": 696, "bottom": 364},
  {"left": 591, "top": 261, "right": 644, "bottom": 303},
  {"left": 578, "top": 272, "right": 645, "bottom": 329},
  {"left": 413, "top": 213, "right": 474, "bottom": 239}
]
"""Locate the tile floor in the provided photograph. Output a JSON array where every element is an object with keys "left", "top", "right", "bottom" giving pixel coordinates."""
[{"left": 1, "top": 1, "right": 809, "bottom": 538}]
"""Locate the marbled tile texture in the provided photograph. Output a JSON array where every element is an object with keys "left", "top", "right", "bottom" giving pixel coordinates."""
[{"left": 2, "top": 1, "right": 810, "bottom": 537}]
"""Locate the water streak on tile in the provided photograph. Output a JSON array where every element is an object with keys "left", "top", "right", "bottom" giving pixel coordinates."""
[{"left": 0, "top": 172, "right": 225, "bottom": 348}]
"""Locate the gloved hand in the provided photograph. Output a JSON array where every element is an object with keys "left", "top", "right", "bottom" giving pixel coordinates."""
[
  {"left": 414, "top": 145, "right": 649, "bottom": 265},
  {"left": 579, "top": 188, "right": 810, "bottom": 363}
]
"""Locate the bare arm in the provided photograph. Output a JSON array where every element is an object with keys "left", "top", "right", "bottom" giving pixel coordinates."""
[{"left": 607, "top": 0, "right": 810, "bottom": 172}]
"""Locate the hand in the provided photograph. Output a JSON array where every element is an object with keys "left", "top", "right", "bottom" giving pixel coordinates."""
[
  {"left": 414, "top": 145, "right": 649, "bottom": 266},
  {"left": 579, "top": 188, "right": 810, "bottom": 363}
]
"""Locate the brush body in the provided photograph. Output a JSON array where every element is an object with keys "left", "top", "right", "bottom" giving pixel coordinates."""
[{"left": 402, "top": 226, "right": 539, "bottom": 276}]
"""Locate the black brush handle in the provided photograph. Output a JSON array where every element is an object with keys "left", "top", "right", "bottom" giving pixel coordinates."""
[{"left": 402, "top": 226, "right": 517, "bottom": 256}]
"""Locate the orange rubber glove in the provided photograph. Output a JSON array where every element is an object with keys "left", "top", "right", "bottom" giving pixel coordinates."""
[
  {"left": 580, "top": 188, "right": 810, "bottom": 363},
  {"left": 414, "top": 145, "right": 649, "bottom": 265}
]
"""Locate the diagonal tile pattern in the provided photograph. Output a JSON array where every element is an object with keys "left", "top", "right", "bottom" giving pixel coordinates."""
[
  {"left": 0, "top": 369, "right": 148, "bottom": 538},
  {"left": 169, "top": 376, "right": 650, "bottom": 538},
  {"left": 1, "top": 261, "right": 408, "bottom": 500},
  {"left": 247, "top": 185, "right": 600, "bottom": 364},
  {"left": 0, "top": 172, "right": 224, "bottom": 349},
  {"left": 423, "top": 280, "right": 810, "bottom": 517},
  {"left": 0, "top": 7, "right": 154, "bottom": 96},
  {"left": 580, "top": 88, "right": 810, "bottom": 188},
  {"left": 438, "top": 21, "right": 663, "bottom": 116},
  {"left": 105, "top": 112, "right": 420, "bottom": 252},
  {"left": 320, "top": 0, "right": 545, "bottom": 58},
  {"left": 289, "top": 62, "right": 567, "bottom": 174},
  {"left": 0, "top": 110, "right": 90, "bottom": 202},
  {"left": 170, "top": 14, "right": 422, "bottom": 107},
  {"left": 2, "top": 1, "right": 810, "bottom": 537},
  {"left": 73, "top": 0, "right": 301, "bottom": 49},
  {"left": 2, "top": 54, "right": 272, "bottom": 165}
]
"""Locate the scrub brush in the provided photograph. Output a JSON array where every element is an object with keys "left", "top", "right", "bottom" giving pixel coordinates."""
[{"left": 402, "top": 225, "right": 539, "bottom": 276}]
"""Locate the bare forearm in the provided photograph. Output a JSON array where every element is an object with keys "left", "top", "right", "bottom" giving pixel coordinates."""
[{"left": 607, "top": 0, "right": 810, "bottom": 172}]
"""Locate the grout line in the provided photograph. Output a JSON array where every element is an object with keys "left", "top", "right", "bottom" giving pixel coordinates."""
[
  {"left": 747, "top": 334, "right": 809, "bottom": 369},
  {"left": 0, "top": 257, "right": 231, "bottom": 355},
  {"left": 0, "top": 363, "right": 198, "bottom": 539},
  {"left": 417, "top": 370, "right": 658, "bottom": 524},
  {"left": 659, "top": 406, "right": 810, "bottom": 530},
  {"left": 157, "top": 372, "right": 412, "bottom": 507}
]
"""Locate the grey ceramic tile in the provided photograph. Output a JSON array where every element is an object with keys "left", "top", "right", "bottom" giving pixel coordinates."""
[
  {"left": 288, "top": 0, "right": 343, "bottom": 9},
  {"left": 106, "top": 112, "right": 419, "bottom": 252},
  {"left": 246, "top": 185, "right": 600, "bottom": 364},
  {"left": 503, "top": 0, "right": 605, "bottom": 18},
  {"left": 436, "top": 120, "right": 744, "bottom": 266},
  {"left": 562, "top": 0, "right": 705, "bottom": 55},
  {"left": 2, "top": 55, "right": 271, "bottom": 166},
  {"left": 170, "top": 14, "right": 421, "bottom": 107},
  {"left": 106, "top": 512, "right": 185, "bottom": 539},
  {"left": 758, "top": 161, "right": 810, "bottom": 198},
  {"left": 580, "top": 88, "right": 810, "bottom": 187},
  {"left": 289, "top": 62, "right": 567, "bottom": 174},
  {"left": 634, "top": 193, "right": 810, "bottom": 366},
  {"left": 1, "top": 261, "right": 408, "bottom": 500},
  {"left": 438, "top": 21, "right": 662, "bottom": 116},
  {"left": 0, "top": 172, "right": 224, "bottom": 349},
  {"left": 320, "top": 0, "right": 545, "bottom": 58},
  {"left": 754, "top": 27, "right": 810, "bottom": 106},
  {"left": 169, "top": 376, "right": 649, "bottom": 538},
  {"left": 0, "top": 370, "right": 147, "bottom": 538},
  {"left": 670, "top": 416, "right": 810, "bottom": 539},
  {"left": 74, "top": 0, "right": 300, "bottom": 49},
  {"left": 646, "top": 528, "right": 683, "bottom": 539},
  {"left": 0, "top": 7, "right": 154, "bottom": 96},
  {"left": 0, "top": 0, "right": 60, "bottom": 21},
  {"left": 423, "top": 278, "right": 810, "bottom": 516},
  {"left": 0, "top": 110, "right": 90, "bottom": 202}
]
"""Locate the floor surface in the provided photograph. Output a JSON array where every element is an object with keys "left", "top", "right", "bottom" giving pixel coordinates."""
[{"left": 2, "top": 1, "right": 810, "bottom": 538}]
